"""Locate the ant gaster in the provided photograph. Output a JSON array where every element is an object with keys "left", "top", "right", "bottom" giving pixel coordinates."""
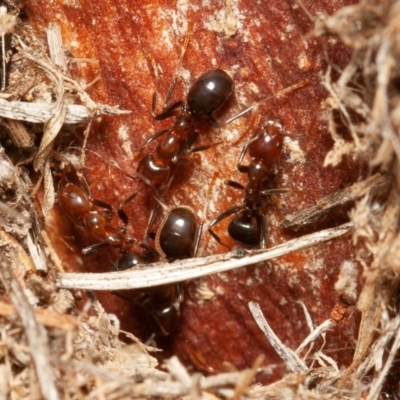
[
  {"left": 156, "top": 206, "right": 201, "bottom": 260},
  {"left": 208, "top": 119, "right": 285, "bottom": 249}
]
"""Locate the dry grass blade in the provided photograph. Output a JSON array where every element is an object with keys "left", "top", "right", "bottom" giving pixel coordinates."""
[
  {"left": 249, "top": 301, "right": 308, "bottom": 373},
  {"left": 0, "top": 97, "right": 131, "bottom": 123},
  {"left": 56, "top": 222, "right": 352, "bottom": 290}
]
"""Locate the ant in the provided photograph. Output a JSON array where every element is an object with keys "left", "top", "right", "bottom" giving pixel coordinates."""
[
  {"left": 113, "top": 206, "right": 202, "bottom": 336},
  {"left": 113, "top": 205, "right": 214, "bottom": 372},
  {"left": 133, "top": 24, "right": 253, "bottom": 211},
  {"left": 137, "top": 67, "right": 234, "bottom": 210},
  {"left": 57, "top": 162, "right": 152, "bottom": 256},
  {"left": 208, "top": 119, "right": 287, "bottom": 249}
]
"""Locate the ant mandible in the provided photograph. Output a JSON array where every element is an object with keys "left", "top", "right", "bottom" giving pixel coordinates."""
[{"left": 208, "top": 119, "right": 286, "bottom": 249}]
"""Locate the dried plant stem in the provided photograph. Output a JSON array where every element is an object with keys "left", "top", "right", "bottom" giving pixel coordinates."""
[
  {"left": 249, "top": 301, "right": 308, "bottom": 373},
  {"left": 56, "top": 222, "right": 352, "bottom": 290},
  {"left": 282, "top": 174, "right": 390, "bottom": 230}
]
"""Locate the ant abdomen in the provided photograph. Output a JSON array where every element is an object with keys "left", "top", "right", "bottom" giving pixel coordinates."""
[
  {"left": 58, "top": 183, "right": 92, "bottom": 222},
  {"left": 187, "top": 69, "right": 233, "bottom": 121},
  {"left": 157, "top": 207, "right": 198, "bottom": 259},
  {"left": 228, "top": 212, "right": 262, "bottom": 246},
  {"left": 248, "top": 120, "right": 283, "bottom": 167}
]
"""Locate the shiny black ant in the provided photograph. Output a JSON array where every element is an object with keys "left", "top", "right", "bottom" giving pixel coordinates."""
[
  {"left": 155, "top": 206, "right": 201, "bottom": 260},
  {"left": 208, "top": 119, "right": 287, "bottom": 249}
]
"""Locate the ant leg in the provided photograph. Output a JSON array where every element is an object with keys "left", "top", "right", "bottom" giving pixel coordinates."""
[
  {"left": 90, "top": 197, "right": 114, "bottom": 212},
  {"left": 152, "top": 96, "right": 183, "bottom": 120},
  {"left": 189, "top": 141, "right": 223, "bottom": 154},
  {"left": 143, "top": 204, "right": 160, "bottom": 243},
  {"left": 137, "top": 242, "right": 160, "bottom": 261},
  {"left": 141, "top": 128, "right": 169, "bottom": 149},
  {"left": 171, "top": 132, "right": 200, "bottom": 163},
  {"left": 152, "top": 190, "right": 169, "bottom": 211},
  {"left": 222, "top": 80, "right": 310, "bottom": 126},
  {"left": 117, "top": 191, "right": 146, "bottom": 235},
  {"left": 222, "top": 104, "right": 255, "bottom": 126},
  {"left": 260, "top": 188, "right": 289, "bottom": 196},
  {"left": 237, "top": 148, "right": 250, "bottom": 174},
  {"left": 188, "top": 132, "right": 224, "bottom": 155},
  {"left": 208, "top": 205, "right": 243, "bottom": 248},
  {"left": 142, "top": 35, "right": 183, "bottom": 121},
  {"left": 192, "top": 220, "right": 203, "bottom": 257},
  {"left": 136, "top": 171, "right": 169, "bottom": 211},
  {"left": 225, "top": 180, "right": 245, "bottom": 191},
  {"left": 82, "top": 242, "right": 108, "bottom": 255},
  {"left": 164, "top": 23, "right": 190, "bottom": 105},
  {"left": 258, "top": 213, "right": 267, "bottom": 249},
  {"left": 186, "top": 131, "right": 199, "bottom": 150},
  {"left": 151, "top": 22, "right": 191, "bottom": 120}
]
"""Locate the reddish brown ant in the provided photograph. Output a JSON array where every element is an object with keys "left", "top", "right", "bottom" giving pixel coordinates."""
[
  {"left": 113, "top": 205, "right": 213, "bottom": 372},
  {"left": 206, "top": 79, "right": 309, "bottom": 249},
  {"left": 137, "top": 68, "right": 234, "bottom": 210},
  {"left": 113, "top": 206, "right": 201, "bottom": 336},
  {"left": 134, "top": 25, "right": 254, "bottom": 211},
  {"left": 208, "top": 119, "right": 288, "bottom": 249},
  {"left": 57, "top": 162, "right": 152, "bottom": 256}
]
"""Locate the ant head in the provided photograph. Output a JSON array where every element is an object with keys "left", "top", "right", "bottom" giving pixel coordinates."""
[
  {"left": 174, "top": 107, "right": 194, "bottom": 133},
  {"left": 262, "top": 119, "right": 284, "bottom": 136},
  {"left": 248, "top": 119, "right": 284, "bottom": 165}
]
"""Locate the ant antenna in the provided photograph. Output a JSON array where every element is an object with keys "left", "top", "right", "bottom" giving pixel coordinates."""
[
  {"left": 0, "top": 4, "right": 16, "bottom": 91},
  {"left": 164, "top": 21, "right": 192, "bottom": 106},
  {"left": 142, "top": 21, "right": 192, "bottom": 112},
  {"left": 295, "top": 0, "right": 315, "bottom": 23},
  {"left": 232, "top": 103, "right": 261, "bottom": 146},
  {"left": 223, "top": 80, "right": 309, "bottom": 126}
]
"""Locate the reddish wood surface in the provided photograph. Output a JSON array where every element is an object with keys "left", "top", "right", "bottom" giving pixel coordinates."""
[{"left": 26, "top": 0, "right": 364, "bottom": 381}]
